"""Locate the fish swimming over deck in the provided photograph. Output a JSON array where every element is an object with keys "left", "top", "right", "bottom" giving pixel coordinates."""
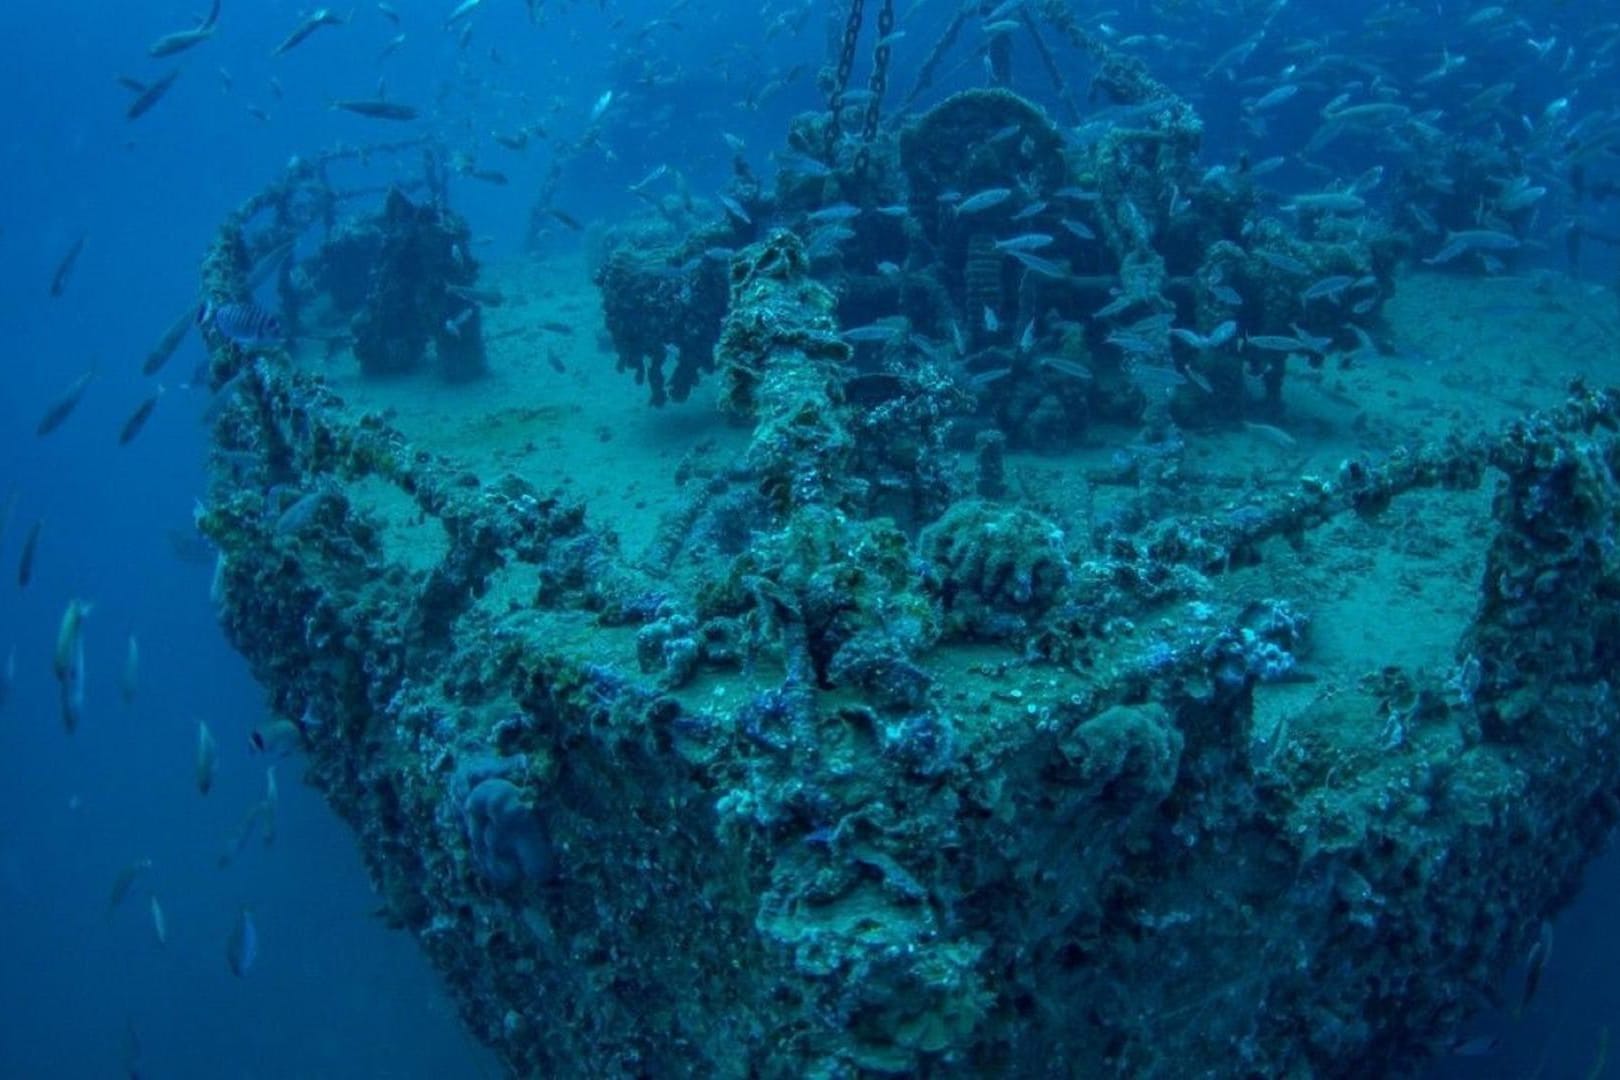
[{"left": 198, "top": 301, "right": 283, "bottom": 347}]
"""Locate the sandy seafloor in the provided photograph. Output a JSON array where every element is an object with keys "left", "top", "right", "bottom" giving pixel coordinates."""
[
  {"left": 295, "top": 260, "right": 1618, "bottom": 693},
  {"left": 285, "top": 259, "right": 1618, "bottom": 1072}
]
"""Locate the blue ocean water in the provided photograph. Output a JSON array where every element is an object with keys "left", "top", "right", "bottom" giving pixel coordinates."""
[{"left": 0, "top": 0, "right": 1617, "bottom": 1076}]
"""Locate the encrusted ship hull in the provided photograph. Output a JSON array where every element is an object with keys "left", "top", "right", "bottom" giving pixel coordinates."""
[{"left": 194, "top": 186, "right": 1620, "bottom": 1074}]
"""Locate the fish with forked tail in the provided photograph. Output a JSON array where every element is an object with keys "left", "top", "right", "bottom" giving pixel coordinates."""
[
  {"left": 272, "top": 8, "right": 343, "bottom": 56},
  {"left": 122, "top": 69, "right": 181, "bottom": 121},
  {"left": 148, "top": 0, "right": 221, "bottom": 57}
]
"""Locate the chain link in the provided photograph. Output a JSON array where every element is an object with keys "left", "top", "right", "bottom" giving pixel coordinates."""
[
  {"left": 829, "top": 0, "right": 864, "bottom": 138},
  {"left": 861, "top": 0, "right": 894, "bottom": 145}
]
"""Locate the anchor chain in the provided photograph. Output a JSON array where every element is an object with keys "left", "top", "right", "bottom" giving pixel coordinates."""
[
  {"left": 828, "top": 0, "right": 864, "bottom": 153},
  {"left": 854, "top": 0, "right": 894, "bottom": 177}
]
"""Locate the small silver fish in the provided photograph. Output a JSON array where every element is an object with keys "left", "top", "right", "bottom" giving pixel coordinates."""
[
  {"left": 150, "top": 895, "right": 168, "bottom": 946},
  {"left": 148, "top": 0, "right": 220, "bottom": 58},
  {"left": 444, "top": 0, "right": 485, "bottom": 28},
  {"left": 36, "top": 369, "right": 97, "bottom": 438},
  {"left": 197, "top": 721, "right": 218, "bottom": 796},
  {"left": 992, "top": 233, "right": 1054, "bottom": 252},
  {"left": 108, "top": 858, "right": 153, "bottom": 916},
  {"left": 17, "top": 518, "right": 42, "bottom": 592},
  {"left": 1519, "top": 919, "right": 1554, "bottom": 1016},
  {"left": 1246, "top": 334, "right": 1306, "bottom": 352},
  {"left": 1006, "top": 250, "right": 1065, "bottom": 277},
  {"left": 227, "top": 906, "right": 258, "bottom": 976},
  {"left": 1249, "top": 84, "right": 1298, "bottom": 111},
  {"left": 1244, "top": 421, "right": 1298, "bottom": 448},
  {"left": 121, "top": 635, "right": 138, "bottom": 706},
  {"left": 1018, "top": 319, "right": 1036, "bottom": 352},
  {"left": 1302, "top": 275, "right": 1355, "bottom": 304},
  {"left": 808, "top": 203, "right": 861, "bottom": 224},
  {"left": 272, "top": 8, "right": 344, "bottom": 57},
  {"left": 842, "top": 322, "right": 904, "bottom": 343},
  {"left": 1038, "top": 355, "right": 1092, "bottom": 382},
  {"left": 0, "top": 644, "right": 14, "bottom": 708},
  {"left": 263, "top": 767, "right": 280, "bottom": 847},
  {"left": 954, "top": 187, "right": 1012, "bottom": 215},
  {"left": 1060, "top": 218, "right": 1096, "bottom": 241}
]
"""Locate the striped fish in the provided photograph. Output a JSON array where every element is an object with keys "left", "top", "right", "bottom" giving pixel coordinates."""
[{"left": 199, "top": 301, "right": 283, "bottom": 347}]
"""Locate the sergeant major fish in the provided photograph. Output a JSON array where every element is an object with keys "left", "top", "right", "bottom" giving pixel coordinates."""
[{"left": 198, "top": 301, "right": 283, "bottom": 347}]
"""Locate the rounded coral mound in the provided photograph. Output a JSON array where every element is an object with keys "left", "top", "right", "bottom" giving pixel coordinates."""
[{"left": 919, "top": 500, "right": 1071, "bottom": 641}]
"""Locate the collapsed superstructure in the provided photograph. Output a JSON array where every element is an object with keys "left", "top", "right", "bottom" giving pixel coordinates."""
[{"left": 190, "top": 72, "right": 1620, "bottom": 1080}]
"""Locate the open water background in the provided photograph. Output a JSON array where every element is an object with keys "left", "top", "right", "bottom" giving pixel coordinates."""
[{"left": 0, "top": 1, "right": 1616, "bottom": 1075}]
